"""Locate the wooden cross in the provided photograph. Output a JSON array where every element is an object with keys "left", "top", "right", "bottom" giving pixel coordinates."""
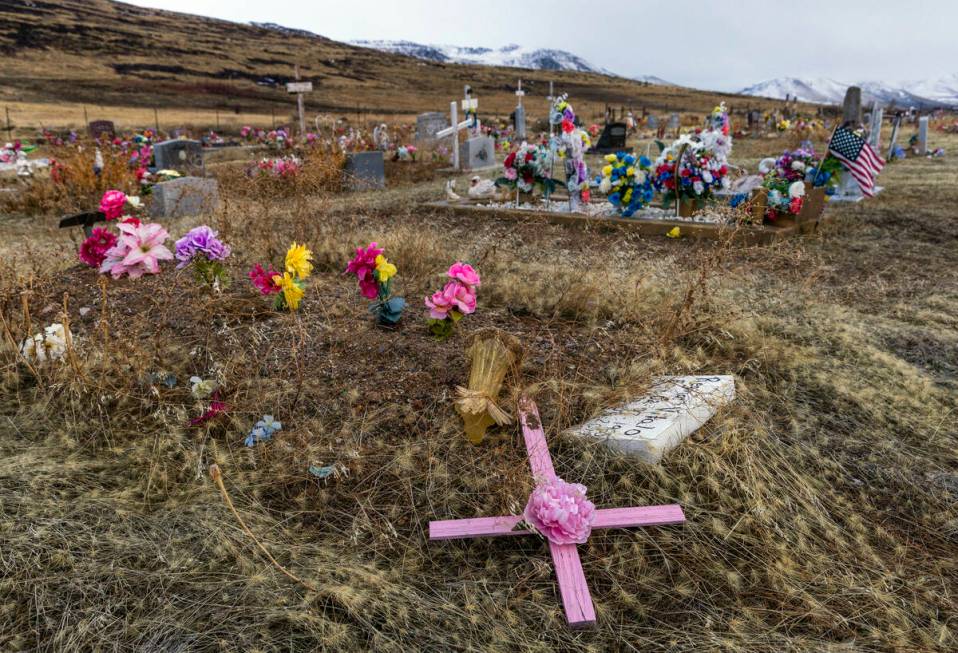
[
  {"left": 429, "top": 398, "right": 686, "bottom": 628},
  {"left": 286, "top": 65, "right": 313, "bottom": 137}
]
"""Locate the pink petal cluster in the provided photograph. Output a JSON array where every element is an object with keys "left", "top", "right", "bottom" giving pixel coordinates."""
[
  {"left": 99, "top": 221, "right": 174, "bottom": 279},
  {"left": 78, "top": 227, "right": 118, "bottom": 268},
  {"left": 425, "top": 262, "right": 481, "bottom": 319},
  {"left": 523, "top": 477, "right": 596, "bottom": 545},
  {"left": 345, "top": 242, "right": 384, "bottom": 299},
  {"left": 248, "top": 263, "right": 281, "bottom": 295},
  {"left": 99, "top": 190, "right": 127, "bottom": 221}
]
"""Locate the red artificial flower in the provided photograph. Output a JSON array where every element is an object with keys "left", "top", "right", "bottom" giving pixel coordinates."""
[
  {"left": 789, "top": 197, "right": 803, "bottom": 214},
  {"left": 561, "top": 118, "right": 574, "bottom": 134},
  {"left": 189, "top": 391, "right": 228, "bottom": 427},
  {"left": 249, "top": 263, "right": 282, "bottom": 295},
  {"left": 78, "top": 227, "right": 118, "bottom": 268},
  {"left": 504, "top": 152, "right": 516, "bottom": 168}
]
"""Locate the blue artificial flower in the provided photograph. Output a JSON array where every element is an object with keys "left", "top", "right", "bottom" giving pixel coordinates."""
[
  {"left": 258, "top": 415, "right": 282, "bottom": 432},
  {"left": 245, "top": 426, "right": 270, "bottom": 447},
  {"left": 639, "top": 155, "right": 651, "bottom": 167},
  {"left": 729, "top": 193, "right": 748, "bottom": 208},
  {"left": 608, "top": 192, "right": 621, "bottom": 205},
  {"left": 623, "top": 154, "right": 636, "bottom": 165}
]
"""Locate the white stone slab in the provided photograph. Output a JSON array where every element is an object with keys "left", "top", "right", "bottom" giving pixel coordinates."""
[{"left": 567, "top": 375, "right": 735, "bottom": 463}]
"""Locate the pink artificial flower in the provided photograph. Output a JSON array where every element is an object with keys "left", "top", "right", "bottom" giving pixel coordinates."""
[
  {"left": 447, "top": 262, "right": 480, "bottom": 288},
  {"left": 189, "top": 392, "right": 228, "bottom": 427},
  {"left": 99, "top": 221, "right": 173, "bottom": 279},
  {"left": 345, "top": 242, "right": 385, "bottom": 299},
  {"left": 425, "top": 281, "right": 476, "bottom": 318},
  {"left": 248, "top": 263, "right": 281, "bottom": 295},
  {"left": 505, "top": 167, "right": 518, "bottom": 181},
  {"left": 78, "top": 227, "right": 118, "bottom": 268},
  {"left": 523, "top": 477, "right": 596, "bottom": 545},
  {"left": 99, "top": 190, "right": 127, "bottom": 221}
]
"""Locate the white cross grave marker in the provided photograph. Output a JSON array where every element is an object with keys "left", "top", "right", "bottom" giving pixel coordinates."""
[
  {"left": 286, "top": 64, "right": 313, "bottom": 137},
  {"left": 435, "top": 86, "right": 480, "bottom": 171}
]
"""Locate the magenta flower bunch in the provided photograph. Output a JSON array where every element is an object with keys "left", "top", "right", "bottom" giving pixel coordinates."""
[{"left": 425, "top": 262, "right": 480, "bottom": 340}]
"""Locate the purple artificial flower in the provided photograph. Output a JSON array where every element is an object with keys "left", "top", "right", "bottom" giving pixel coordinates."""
[{"left": 174, "top": 225, "right": 231, "bottom": 268}]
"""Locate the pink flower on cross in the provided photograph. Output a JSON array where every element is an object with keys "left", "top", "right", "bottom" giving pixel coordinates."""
[{"left": 523, "top": 477, "right": 596, "bottom": 545}]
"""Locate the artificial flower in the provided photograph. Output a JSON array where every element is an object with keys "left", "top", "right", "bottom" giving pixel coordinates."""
[
  {"left": 189, "top": 376, "right": 217, "bottom": 399},
  {"left": 99, "top": 190, "right": 127, "bottom": 221},
  {"left": 99, "top": 221, "right": 173, "bottom": 279},
  {"left": 248, "top": 263, "right": 281, "bottom": 295},
  {"left": 78, "top": 227, "right": 118, "bottom": 268},
  {"left": 273, "top": 272, "right": 304, "bottom": 310},
  {"left": 174, "top": 225, "right": 231, "bottom": 268},
  {"left": 285, "top": 242, "right": 313, "bottom": 279},
  {"left": 447, "top": 262, "right": 480, "bottom": 288},
  {"left": 523, "top": 477, "right": 596, "bottom": 545},
  {"left": 374, "top": 254, "right": 396, "bottom": 283}
]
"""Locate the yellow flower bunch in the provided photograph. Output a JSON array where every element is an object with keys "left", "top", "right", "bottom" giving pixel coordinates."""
[
  {"left": 272, "top": 271, "right": 305, "bottom": 310},
  {"left": 374, "top": 254, "right": 396, "bottom": 283},
  {"left": 285, "top": 242, "right": 313, "bottom": 279}
]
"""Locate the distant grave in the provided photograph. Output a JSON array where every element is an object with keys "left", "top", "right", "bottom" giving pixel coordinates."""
[
  {"left": 344, "top": 151, "right": 385, "bottom": 190},
  {"left": 918, "top": 116, "right": 929, "bottom": 155},
  {"left": 591, "top": 122, "right": 629, "bottom": 154},
  {"left": 416, "top": 112, "right": 448, "bottom": 142},
  {"left": 153, "top": 139, "right": 205, "bottom": 176},
  {"left": 150, "top": 176, "right": 219, "bottom": 219},
  {"left": 88, "top": 120, "right": 115, "bottom": 140},
  {"left": 461, "top": 136, "right": 496, "bottom": 171}
]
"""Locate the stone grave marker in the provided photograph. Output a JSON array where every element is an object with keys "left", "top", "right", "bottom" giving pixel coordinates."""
[
  {"left": 842, "top": 86, "right": 862, "bottom": 126},
  {"left": 416, "top": 112, "right": 448, "bottom": 142},
  {"left": 568, "top": 376, "right": 734, "bottom": 463},
  {"left": 868, "top": 102, "right": 883, "bottom": 149},
  {"left": 668, "top": 113, "right": 680, "bottom": 133},
  {"left": 886, "top": 113, "right": 903, "bottom": 159},
  {"left": 592, "top": 122, "right": 629, "bottom": 154},
  {"left": 514, "top": 78, "right": 526, "bottom": 139},
  {"left": 88, "top": 120, "right": 115, "bottom": 140},
  {"left": 150, "top": 176, "right": 219, "bottom": 219},
  {"left": 344, "top": 151, "right": 385, "bottom": 190},
  {"left": 918, "top": 116, "right": 929, "bottom": 155},
  {"left": 153, "top": 139, "right": 205, "bottom": 175},
  {"left": 461, "top": 135, "right": 496, "bottom": 171},
  {"left": 647, "top": 114, "right": 658, "bottom": 129}
]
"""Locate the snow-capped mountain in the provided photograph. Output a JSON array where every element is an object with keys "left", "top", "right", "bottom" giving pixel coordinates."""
[
  {"left": 350, "top": 40, "right": 673, "bottom": 85},
  {"left": 740, "top": 76, "right": 957, "bottom": 108}
]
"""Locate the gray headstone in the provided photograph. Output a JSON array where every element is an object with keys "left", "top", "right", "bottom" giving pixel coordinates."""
[
  {"left": 842, "top": 86, "right": 862, "bottom": 126},
  {"left": 594, "top": 122, "right": 629, "bottom": 153},
  {"left": 416, "top": 112, "right": 448, "bottom": 142},
  {"left": 868, "top": 107, "right": 883, "bottom": 149},
  {"left": 918, "top": 116, "right": 929, "bottom": 155},
  {"left": 668, "top": 113, "right": 680, "bottom": 129},
  {"left": 513, "top": 105, "right": 526, "bottom": 140},
  {"left": 344, "top": 151, "right": 385, "bottom": 190},
  {"left": 153, "top": 139, "right": 205, "bottom": 175},
  {"left": 149, "top": 176, "right": 219, "bottom": 218},
  {"left": 647, "top": 115, "right": 658, "bottom": 129},
  {"left": 88, "top": 120, "right": 115, "bottom": 140},
  {"left": 461, "top": 136, "right": 496, "bottom": 170}
]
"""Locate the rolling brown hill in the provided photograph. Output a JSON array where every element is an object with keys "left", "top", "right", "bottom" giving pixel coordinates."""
[{"left": 0, "top": 0, "right": 796, "bottom": 123}]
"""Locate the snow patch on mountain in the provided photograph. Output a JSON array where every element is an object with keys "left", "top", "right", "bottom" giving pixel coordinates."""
[{"left": 740, "top": 76, "right": 958, "bottom": 108}]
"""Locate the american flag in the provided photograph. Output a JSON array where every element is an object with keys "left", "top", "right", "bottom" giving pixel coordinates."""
[{"left": 828, "top": 126, "right": 885, "bottom": 197}]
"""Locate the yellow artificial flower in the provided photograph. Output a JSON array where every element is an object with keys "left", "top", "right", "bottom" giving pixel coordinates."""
[
  {"left": 273, "top": 272, "right": 304, "bottom": 310},
  {"left": 622, "top": 189, "right": 632, "bottom": 203},
  {"left": 604, "top": 154, "right": 617, "bottom": 163},
  {"left": 626, "top": 166, "right": 634, "bottom": 177},
  {"left": 285, "top": 242, "right": 313, "bottom": 280},
  {"left": 602, "top": 165, "right": 613, "bottom": 178},
  {"left": 666, "top": 227, "right": 681, "bottom": 238},
  {"left": 374, "top": 254, "right": 396, "bottom": 283}
]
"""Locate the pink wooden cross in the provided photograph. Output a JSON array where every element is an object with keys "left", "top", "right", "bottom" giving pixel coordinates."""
[{"left": 429, "top": 398, "right": 686, "bottom": 628}]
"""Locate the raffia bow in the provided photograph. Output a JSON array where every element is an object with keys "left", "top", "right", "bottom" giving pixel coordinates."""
[{"left": 454, "top": 386, "right": 513, "bottom": 426}]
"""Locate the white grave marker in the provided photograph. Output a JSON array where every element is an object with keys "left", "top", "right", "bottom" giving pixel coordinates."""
[
  {"left": 568, "top": 375, "right": 735, "bottom": 463},
  {"left": 286, "top": 65, "right": 313, "bottom": 136},
  {"left": 435, "top": 86, "right": 481, "bottom": 171},
  {"left": 918, "top": 116, "right": 929, "bottom": 155}
]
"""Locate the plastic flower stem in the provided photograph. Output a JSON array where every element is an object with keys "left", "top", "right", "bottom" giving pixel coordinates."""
[
  {"left": 674, "top": 142, "right": 689, "bottom": 219},
  {"left": 208, "top": 464, "right": 317, "bottom": 592}
]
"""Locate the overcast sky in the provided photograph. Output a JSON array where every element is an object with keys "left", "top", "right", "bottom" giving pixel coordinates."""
[{"left": 126, "top": 0, "right": 956, "bottom": 91}]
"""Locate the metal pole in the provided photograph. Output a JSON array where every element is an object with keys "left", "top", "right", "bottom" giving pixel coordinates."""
[{"left": 295, "top": 64, "right": 305, "bottom": 136}]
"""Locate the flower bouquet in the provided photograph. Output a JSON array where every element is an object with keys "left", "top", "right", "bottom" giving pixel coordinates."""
[
  {"left": 345, "top": 242, "right": 406, "bottom": 327},
  {"left": 495, "top": 142, "right": 555, "bottom": 201},
  {"left": 248, "top": 242, "right": 312, "bottom": 311},
  {"left": 174, "top": 225, "right": 231, "bottom": 288},
  {"left": 597, "top": 152, "right": 654, "bottom": 217},
  {"left": 425, "top": 262, "right": 480, "bottom": 340},
  {"left": 754, "top": 148, "right": 841, "bottom": 224},
  {"left": 653, "top": 136, "right": 730, "bottom": 215},
  {"left": 550, "top": 95, "right": 591, "bottom": 209}
]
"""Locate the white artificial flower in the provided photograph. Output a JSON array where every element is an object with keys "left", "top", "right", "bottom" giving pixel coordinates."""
[
  {"left": 768, "top": 189, "right": 783, "bottom": 204},
  {"left": 635, "top": 170, "right": 647, "bottom": 184},
  {"left": 702, "top": 171, "right": 713, "bottom": 184},
  {"left": 190, "top": 376, "right": 217, "bottom": 399},
  {"left": 721, "top": 176, "right": 731, "bottom": 189},
  {"left": 788, "top": 181, "right": 806, "bottom": 199},
  {"left": 758, "top": 158, "right": 777, "bottom": 174},
  {"left": 598, "top": 177, "right": 612, "bottom": 193},
  {"left": 693, "top": 181, "right": 705, "bottom": 195},
  {"left": 791, "top": 161, "right": 806, "bottom": 172},
  {"left": 126, "top": 196, "right": 142, "bottom": 209},
  {"left": 43, "top": 324, "right": 67, "bottom": 360}
]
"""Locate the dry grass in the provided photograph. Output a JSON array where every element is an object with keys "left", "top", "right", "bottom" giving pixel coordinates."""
[{"left": 0, "top": 127, "right": 955, "bottom": 652}]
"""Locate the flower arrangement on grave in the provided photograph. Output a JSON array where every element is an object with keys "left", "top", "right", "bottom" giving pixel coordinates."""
[
  {"left": 174, "top": 225, "right": 231, "bottom": 288},
  {"left": 256, "top": 156, "right": 301, "bottom": 177},
  {"left": 248, "top": 242, "right": 313, "bottom": 311},
  {"left": 653, "top": 135, "right": 730, "bottom": 208},
  {"left": 345, "top": 242, "right": 406, "bottom": 326},
  {"left": 454, "top": 329, "right": 520, "bottom": 444},
  {"left": 550, "top": 95, "right": 592, "bottom": 207},
  {"left": 496, "top": 142, "right": 555, "bottom": 197},
  {"left": 754, "top": 147, "right": 842, "bottom": 222},
  {"left": 395, "top": 145, "right": 417, "bottom": 162},
  {"left": 597, "top": 152, "right": 654, "bottom": 217},
  {"left": 708, "top": 102, "right": 731, "bottom": 136},
  {"left": 776, "top": 118, "right": 791, "bottom": 132},
  {"left": 99, "top": 221, "right": 174, "bottom": 279},
  {"left": 523, "top": 477, "right": 596, "bottom": 545},
  {"left": 425, "top": 262, "right": 480, "bottom": 340},
  {"left": 20, "top": 323, "right": 70, "bottom": 363}
]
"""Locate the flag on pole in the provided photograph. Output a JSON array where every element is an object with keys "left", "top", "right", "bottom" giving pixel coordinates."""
[{"left": 828, "top": 126, "right": 885, "bottom": 197}]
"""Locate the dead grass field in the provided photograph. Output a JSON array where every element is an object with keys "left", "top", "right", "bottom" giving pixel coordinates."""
[{"left": 0, "top": 125, "right": 956, "bottom": 653}]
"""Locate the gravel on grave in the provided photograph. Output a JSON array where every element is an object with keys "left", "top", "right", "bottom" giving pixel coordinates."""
[{"left": 474, "top": 198, "right": 728, "bottom": 224}]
